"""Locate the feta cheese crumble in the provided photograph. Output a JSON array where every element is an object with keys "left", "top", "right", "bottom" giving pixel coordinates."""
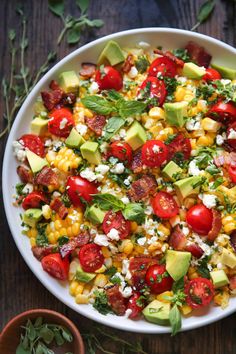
[
  {"left": 59, "top": 118, "right": 68, "bottom": 130},
  {"left": 94, "top": 234, "right": 110, "bottom": 246},
  {"left": 76, "top": 123, "right": 88, "bottom": 136},
  {"left": 199, "top": 193, "right": 217, "bottom": 209},
  {"left": 110, "top": 162, "right": 125, "bottom": 174},
  {"left": 107, "top": 228, "right": 120, "bottom": 241},
  {"left": 12, "top": 140, "right": 26, "bottom": 162}
]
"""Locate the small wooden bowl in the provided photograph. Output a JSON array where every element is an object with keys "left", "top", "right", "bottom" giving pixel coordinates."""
[{"left": 0, "top": 309, "right": 85, "bottom": 354}]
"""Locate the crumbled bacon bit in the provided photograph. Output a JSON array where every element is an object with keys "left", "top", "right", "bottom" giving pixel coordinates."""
[
  {"left": 127, "top": 175, "right": 157, "bottom": 202},
  {"left": 85, "top": 115, "right": 106, "bottom": 136},
  {"left": 79, "top": 63, "right": 96, "bottom": 78},
  {"left": 106, "top": 284, "right": 127, "bottom": 315}
]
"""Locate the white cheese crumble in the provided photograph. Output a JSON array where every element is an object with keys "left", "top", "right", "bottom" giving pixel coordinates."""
[
  {"left": 80, "top": 167, "right": 96, "bottom": 182},
  {"left": 137, "top": 237, "right": 147, "bottom": 246},
  {"left": 123, "top": 308, "right": 132, "bottom": 318},
  {"left": 110, "top": 162, "right": 125, "bottom": 174},
  {"left": 95, "top": 164, "right": 109, "bottom": 175},
  {"left": 121, "top": 259, "right": 132, "bottom": 280},
  {"left": 186, "top": 118, "right": 201, "bottom": 131},
  {"left": 94, "top": 234, "right": 109, "bottom": 246},
  {"left": 100, "top": 142, "right": 108, "bottom": 153},
  {"left": 107, "top": 228, "right": 120, "bottom": 241},
  {"left": 152, "top": 144, "right": 160, "bottom": 153},
  {"left": 145, "top": 205, "right": 153, "bottom": 215},
  {"left": 199, "top": 193, "right": 217, "bottom": 209},
  {"left": 128, "top": 66, "right": 138, "bottom": 79},
  {"left": 137, "top": 41, "right": 150, "bottom": 49},
  {"left": 59, "top": 118, "right": 68, "bottom": 130},
  {"left": 188, "top": 160, "right": 201, "bottom": 176},
  {"left": 228, "top": 128, "right": 236, "bottom": 139},
  {"left": 120, "top": 286, "right": 133, "bottom": 298},
  {"left": 76, "top": 123, "right": 88, "bottom": 136},
  {"left": 88, "top": 81, "right": 99, "bottom": 94},
  {"left": 121, "top": 196, "right": 130, "bottom": 204},
  {"left": 12, "top": 140, "right": 26, "bottom": 162},
  {"left": 119, "top": 129, "right": 127, "bottom": 138},
  {"left": 147, "top": 236, "right": 158, "bottom": 245},
  {"left": 216, "top": 133, "right": 226, "bottom": 146},
  {"left": 22, "top": 183, "right": 34, "bottom": 194}
]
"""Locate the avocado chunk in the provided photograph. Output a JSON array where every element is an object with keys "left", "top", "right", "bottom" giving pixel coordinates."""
[
  {"left": 23, "top": 208, "right": 42, "bottom": 227},
  {"left": 125, "top": 121, "right": 147, "bottom": 150},
  {"left": 86, "top": 205, "right": 106, "bottom": 225},
  {"left": 31, "top": 117, "right": 48, "bottom": 136},
  {"left": 75, "top": 265, "right": 96, "bottom": 283},
  {"left": 166, "top": 250, "right": 191, "bottom": 281},
  {"left": 162, "top": 161, "right": 183, "bottom": 181},
  {"left": 163, "top": 101, "right": 188, "bottom": 127},
  {"left": 58, "top": 70, "right": 79, "bottom": 93},
  {"left": 211, "top": 63, "right": 236, "bottom": 80},
  {"left": 26, "top": 150, "right": 48, "bottom": 174},
  {"left": 34, "top": 99, "right": 47, "bottom": 116},
  {"left": 182, "top": 62, "right": 206, "bottom": 79},
  {"left": 210, "top": 269, "right": 229, "bottom": 288},
  {"left": 174, "top": 176, "right": 201, "bottom": 202},
  {"left": 143, "top": 300, "right": 170, "bottom": 326},
  {"left": 98, "top": 40, "right": 125, "bottom": 66},
  {"left": 80, "top": 141, "right": 101, "bottom": 165},
  {"left": 65, "top": 128, "right": 85, "bottom": 148},
  {"left": 221, "top": 248, "right": 236, "bottom": 269}
]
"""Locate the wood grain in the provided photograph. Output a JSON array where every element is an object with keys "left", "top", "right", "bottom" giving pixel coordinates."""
[{"left": 1, "top": 1, "right": 236, "bottom": 353}]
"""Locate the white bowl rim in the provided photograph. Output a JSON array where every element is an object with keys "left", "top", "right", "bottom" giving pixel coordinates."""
[{"left": 2, "top": 27, "right": 236, "bottom": 334}]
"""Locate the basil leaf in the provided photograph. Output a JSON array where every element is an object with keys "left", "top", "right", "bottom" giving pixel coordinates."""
[
  {"left": 117, "top": 99, "right": 147, "bottom": 118},
  {"left": 103, "top": 116, "right": 125, "bottom": 141},
  {"left": 123, "top": 203, "right": 145, "bottom": 224},
  {"left": 135, "top": 56, "right": 150, "bottom": 73},
  {"left": 66, "top": 25, "right": 81, "bottom": 44},
  {"left": 76, "top": 0, "right": 89, "bottom": 14},
  {"left": 92, "top": 193, "right": 125, "bottom": 212},
  {"left": 81, "top": 95, "right": 115, "bottom": 115},
  {"left": 169, "top": 304, "right": 182, "bottom": 336},
  {"left": 48, "top": 0, "right": 64, "bottom": 17},
  {"left": 172, "top": 277, "right": 185, "bottom": 293}
]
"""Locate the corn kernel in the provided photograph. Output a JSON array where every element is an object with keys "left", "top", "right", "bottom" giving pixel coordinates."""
[
  {"left": 149, "top": 107, "right": 166, "bottom": 120},
  {"left": 180, "top": 305, "right": 192, "bottom": 315},
  {"left": 130, "top": 221, "right": 138, "bottom": 232},
  {"left": 54, "top": 220, "right": 62, "bottom": 230},
  {"left": 201, "top": 117, "right": 221, "bottom": 132},
  {"left": 224, "top": 223, "right": 236, "bottom": 234},
  {"left": 148, "top": 241, "right": 162, "bottom": 253},
  {"left": 30, "top": 237, "right": 36, "bottom": 247},
  {"left": 72, "top": 223, "right": 80, "bottom": 236},
  {"left": 158, "top": 224, "right": 170, "bottom": 237},
  {"left": 183, "top": 94, "right": 194, "bottom": 102},
  {"left": 156, "top": 291, "right": 173, "bottom": 303},
  {"left": 175, "top": 87, "right": 186, "bottom": 102},
  {"left": 94, "top": 274, "right": 107, "bottom": 287},
  {"left": 48, "top": 232, "right": 57, "bottom": 244},
  {"left": 75, "top": 294, "right": 89, "bottom": 304},
  {"left": 197, "top": 134, "right": 214, "bottom": 147},
  {"left": 102, "top": 246, "right": 111, "bottom": 258},
  {"left": 84, "top": 109, "right": 93, "bottom": 118}
]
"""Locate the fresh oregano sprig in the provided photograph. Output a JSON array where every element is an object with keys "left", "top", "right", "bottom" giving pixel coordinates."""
[{"left": 191, "top": 0, "right": 217, "bottom": 31}]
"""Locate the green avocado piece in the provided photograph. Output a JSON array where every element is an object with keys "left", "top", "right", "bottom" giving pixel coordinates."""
[
  {"left": 26, "top": 150, "right": 48, "bottom": 174},
  {"left": 143, "top": 300, "right": 170, "bottom": 326},
  {"left": 221, "top": 248, "right": 236, "bottom": 269},
  {"left": 30, "top": 117, "right": 48, "bottom": 136},
  {"left": 34, "top": 99, "right": 47, "bottom": 116},
  {"left": 162, "top": 161, "right": 183, "bottom": 181},
  {"left": 163, "top": 101, "right": 188, "bottom": 127},
  {"left": 125, "top": 121, "right": 147, "bottom": 150},
  {"left": 65, "top": 128, "right": 85, "bottom": 148},
  {"left": 210, "top": 269, "right": 229, "bottom": 288},
  {"left": 166, "top": 250, "right": 191, "bottom": 281},
  {"left": 86, "top": 205, "right": 106, "bottom": 225},
  {"left": 174, "top": 176, "right": 201, "bottom": 202},
  {"left": 80, "top": 141, "right": 101, "bottom": 165},
  {"left": 23, "top": 208, "right": 42, "bottom": 227},
  {"left": 59, "top": 70, "right": 79, "bottom": 93},
  {"left": 98, "top": 40, "right": 125, "bottom": 66},
  {"left": 211, "top": 63, "right": 236, "bottom": 80},
  {"left": 75, "top": 265, "right": 96, "bottom": 283},
  {"left": 182, "top": 62, "right": 206, "bottom": 79}
]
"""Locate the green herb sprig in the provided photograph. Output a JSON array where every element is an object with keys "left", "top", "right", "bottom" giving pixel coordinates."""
[{"left": 191, "top": 0, "right": 217, "bottom": 31}]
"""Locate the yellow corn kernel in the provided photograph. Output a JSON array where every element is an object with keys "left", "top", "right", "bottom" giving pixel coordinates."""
[
  {"left": 179, "top": 209, "right": 186, "bottom": 221},
  {"left": 83, "top": 284, "right": 92, "bottom": 295},
  {"left": 183, "top": 197, "right": 196, "bottom": 209},
  {"left": 94, "top": 274, "right": 107, "bottom": 288},
  {"left": 101, "top": 246, "right": 111, "bottom": 258},
  {"left": 134, "top": 245, "right": 145, "bottom": 254},
  {"left": 75, "top": 294, "right": 89, "bottom": 304},
  {"left": 130, "top": 221, "right": 138, "bottom": 232},
  {"left": 84, "top": 108, "right": 93, "bottom": 118},
  {"left": 75, "top": 284, "right": 84, "bottom": 295},
  {"left": 224, "top": 223, "right": 236, "bottom": 234},
  {"left": 192, "top": 129, "right": 205, "bottom": 138},
  {"left": 122, "top": 240, "right": 134, "bottom": 255},
  {"left": 58, "top": 228, "right": 67, "bottom": 237},
  {"left": 72, "top": 223, "right": 80, "bottom": 236},
  {"left": 30, "top": 237, "right": 36, "bottom": 247},
  {"left": 180, "top": 305, "right": 192, "bottom": 316},
  {"left": 69, "top": 281, "right": 78, "bottom": 296},
  {"left": 149, "top": 107, "right": 166, "bottom": 120},
  {"left": 48, "top": 232, "right": 57, "bottom": 244},
  {"left": 197, "top": 100, "right": 207, "bottom": 112},
  {"left": 189, "top": 272, "right": 198, "bottom": 279},
  {"left": 148, "top": 241, "right": 162, "bottom": 253},
  {"left": 54, "top": 220, "right": 62, "bottom": 231},
  {"left": 141, "top": 114, "right": 149, "bottom": 124},
  {"left": 188, "top": 106, "right": 198, "bottom": 117},
  {"left": 190, "top": 139, "right": 197, "bottom": 150},
  {"left": 197, "top": 134, "right": 214, "bottom": 147},
  {"left": 31, "top": 228, "right": 38, "bottom": 238},
  {"left": 42, "top": 205, "right": 52, "bottom": 220},
  {"left": 201, "top": 117, "right": 221, "bottom": 132},
  {"left": 222, "top": 215, "right": 234, "bottom": 225},
  {"left": 214, "top": 290, "right": 229, "bottom": 309},
  {"left": 144, "top": 118, "right": 155, "bottom": 129},
  {"left": 175, "top": 87, "right": 186, "bottom": 102},
  {"left": 156, "top": 291, "right": 173, "bottom": 303},
  {"left": 67, "top": 226, "right": 73, "bottom": 238},
  {"left": 183, "top": 93, "right": 194, "bottom": 102},
  {"left": 188, "top": 266, "right": 197, "bottom": 276},
  {"left": 158, "top": 224, "right": 170, "bottom": 237}
]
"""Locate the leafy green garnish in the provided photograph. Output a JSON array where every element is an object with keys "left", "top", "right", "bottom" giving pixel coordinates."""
[
  {"left": 92, "top": 193, "right": 125, "bottom": 212},
  {"left": 61, "top": 192, "right": 72, "bottom": 207},
  {"left": 104, "top": 266, "right": 117, "bottom": 277},
  {"left": 58, "top": 235, "right": 69, "bottom": 246},
  {"left": 211, "top": 177, "right": 224, "bottom": 189},
  {"left": 122, "top": 203, "right": 145, "bottom": 225},
  {"left": 197, "top": 255, "right": 211, "bottom": 279},
  {"left": 102, "top": 116, "right": 125, "bottom": 141},
  {"left": 163, "top": 77, "right": 178, "bottom": 102},
  {"left": 169, "top": 304, "right": 182, "bottom": 336},
  {"left": 172, "top": 48, "right": 190, "bottom": 62},
  {"left": 135, "top": 56, "right": 150, "bottom": 73},
  {"left": 93, "top": 290, "right": 113, "bottom": 315},
  {"left": 191, "top": 0, "right": 216, "bottom": 31},
  {"left": 172, "top": 277, "right": 185, "bottom": 293},
  {"left": 81, "top": 95, "right": 114, "bottom": 115},
  {"left": 116, "top": 99, "right": 147, "bottom": 118},
  {"left": 36, "top": 224, "right": 49, "bottom": 247},
  {"left": 16, "top": 183, "right": 26, "bottom": 196}
]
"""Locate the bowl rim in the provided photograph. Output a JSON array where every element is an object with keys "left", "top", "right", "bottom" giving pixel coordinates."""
[{"left": 2, "top": 27, "right": 236, "bottom": 334}]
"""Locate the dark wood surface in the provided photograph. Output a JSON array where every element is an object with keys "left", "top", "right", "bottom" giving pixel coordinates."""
[{"left": 1, "top": 1, "right": 236, "bottom": 353}]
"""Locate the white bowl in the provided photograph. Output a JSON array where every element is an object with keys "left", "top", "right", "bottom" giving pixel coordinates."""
[{"left": 3, "top": 28, "right": 236, "bottom": 333}]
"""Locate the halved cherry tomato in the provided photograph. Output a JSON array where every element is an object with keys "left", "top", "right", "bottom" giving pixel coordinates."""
[
  {"left": 19, "top": 134, "right": 45, "bottom": 157},
  {"left": 129, "top": 257, "right": 157, "bottom": 291},
  {"left": 141, "top": 140, "right": 168, "bottom": 167},
  {"left": 166, "top": 133, "right": 191, "bottom": 162},
  {"left": 48, "top": 108, "right": 74, "bottom": 137},
  {"left": 152, "top": 191, "right": 179, "bottom": 219},
  {"left": 107, "top": 141, "right": 133, "bottom": 164},
  {"left": 138, "top": 77, "right": 167, "bottom": 106},
  {"left": 22, "top": 191, "right": 48, "bottom": 210},
  {"left": 209, "top": 101, "right": 236, "bottom": 124},
  {"left": 41, "top": 253, "right": 69, "bottom": 280},
  {"left": 102, "top": 211, "right": 131, "bottom": 239},
  {"left": 127, "top": 292, "right": 145, "bottom": 319},
  {"left": 148, "top": 57, "right": 177, "bottom": 78},
  {"left": 202, "top": 68, "right": 221, "bottom": 82},
  {"left": 79, "top": 243, "right": 104, "bottom": 272},
  {"left": 185, "top": 277, "right": 214, "bottom": 309},
  {"left": 186, "top": 204, "right": 213, "bottom": 235},
  {"left": 66, "top": 176, "right": 98, "bottom": 207},
  {"left": 228, "top": 164, "right": 236, "bottom": 183},
  {"left": 145, "top": 264, "right": 173, "bottom": 294},
  {"left": 95, "top": 66, "right": 123, "bottom": 91},
  {"left": 226, "top": 121, "right": 236, "bottom": 150}
]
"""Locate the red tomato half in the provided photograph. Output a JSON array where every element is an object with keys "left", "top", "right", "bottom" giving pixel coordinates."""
[
  {"left": 148, "top": 57, "right": 177, "bottom": 78},
  {"left": 228, "top": 164, "right": 236, "bottom": 183},
  {"left": 108, "top": 141, "right": 133, "bottom": 164},
  {"left": 166, "top": 133, "right": 191, "bottom": 161},
  {"left": 202, "top": 68, "right": 221, "bottom": 82},
  {"left": 102, "top": 211, "right": 131, "bottom": 239},
  {"left": 185, "top": 277, "right": 214, "bottom": 309},
  {"left": 95, "top": 66, "right": 123, "bottom": 91},
  {"left": 22, "top": 191, "right": 48, "bottom": 210},
  {"left": 141, "top": 140, "right": 168, "bottom": 167},
  {"left": 127, "top": 292, "right": 145, "bottom": 319},
  {"left": 138, "top": 77, "right": 167, "bottom": 106},
  {"left": 48, "top": 108, "right": 74, "bottom": 137},
  {"left": 19, "top": 134, "right": 45, "bottom": 157},
  {"left": 209, "top": 101, "right": 236, "bottom": 124},
  {"left": 66, "top": 176, "right": 98, "bottom": 207},
  {"left": 41, "top": 253, "right": 69, "bottom": 280},
  {"left": 186, "top": 204, "right": 213, "bottom": 235},
  {"left": 152, "top": 191, "right": 179, "bottom": 219},
  {"left": 226, "top": 121, "right": 236, "bottom": 150},
  {"left": 79, "top": 243, "right": 104, "bottom": 272},
  {"left": 145, "top": 264, "right": 173, "bottom": 294}
]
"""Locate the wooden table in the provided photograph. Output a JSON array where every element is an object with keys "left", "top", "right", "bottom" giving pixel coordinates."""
[{"left": 1, "top": 1, "right": 236, "bottom": 353}]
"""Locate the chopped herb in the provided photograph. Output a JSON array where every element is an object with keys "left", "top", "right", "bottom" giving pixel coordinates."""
[
  {"left": 172, "top": 48, "right": 190, "bottom": 62},
  {"left": 104, "top": 266, "right": 117, "bottom": 277},
  {"left": 172, "top": 277, "right": 185, "bottom": 293},
  {"left": 15, "top": 183, "right": 26, "bottom": 196},
  {"left": 36, "top": 224, "right": 49, "bottom": 247},
  {"left": 58, "top": 236, "right": 69, "bottom": 246},
  {"left": 135, "top": 56, "right": 150, "bottom": 73},
  {"left": 122, "top": 203, "right": 145, "bottom": 225},
  {"left": 93, "top": 290, "right": 113, "bottom": 315},
  {"left": 61, "top": 192, "right": 71, "bottom": 207},
  {"left": 165, "top": 134, "right": 177, "bottom": 145},
  {"left": 197, "top": 256, "right": 211, "bottom": 279},
  {"left": 169, "top": 304, "right": 182, "bottom": 336},
  {"left": 110, "top": 275, "right": 122, "bottom": 285},
  {"left": 102, "top": 116, "right": 125, "bottom": 141},
  {"left": 92, "top": 193, "right": 125, "bottom": 212},
  {"left": 163, "top": 77, "right": 178, "bottom": 102},
  {"left": 211, "top": 177, "right": 224, "bottom": 189}
]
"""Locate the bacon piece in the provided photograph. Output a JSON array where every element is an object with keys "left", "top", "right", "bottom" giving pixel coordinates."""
[
  {"left": 229, "top": 275, "right": 236, "bottom": 290},
  {"left": 153, "top": 49, "right": 184, "bottom": 67},
  {"left": 49, "top": 80, "right": 62, "bottom": 91},
  {"left": 185, "top": 243, "right": 204, "bottom": 259},
  {"left": 131, "top": 148, "right": 143, "bottom": 173},
  {"left": 106, "top": 285, "right": 127, "bottom": 315},
  {"left": 60, "top": 233, "right": 90, "bottom": 258},
  {"left": 185, "top": 41, "right": 212, "bottom": 68},
  {"left": 169, "top": 225, "right": 187, "bottom": 251},
  {"left": 50, "top": 198, "right": 68, "bottom": 220},
  {"left": 230, "top": 231, "right": 236, "bottom": 252},
  {"left": 35, "top": 167, "right": 59, "bottom": 188},
  {"left": 129, "top": 256, "right": 157, "bottom": 290},
  {"left": 41, "top": 89, "right": 63, "bottom": 111},
  {"left": 17, "top": 165, "right": 33, "bottom": 184},
  {"left": 32, "top": 245, "right": 56, "bottom": 261},
  {"left": 122, "top": 54, "right": 134, "bottom": 73},
  {"left": 79, "top": 63, "right": 96, "bottom": 78},
  {"left": 61, "top": 92, "right": 76, "bottom": 106},
  {"left": 127, "top": 175, "right": 157, "bottom": 202},
  {"left": 207, "top": 210, "right": 222, "bottom": 242},
  {"left": 85, "top": 115, "right": 106, "bottom": 136}
]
